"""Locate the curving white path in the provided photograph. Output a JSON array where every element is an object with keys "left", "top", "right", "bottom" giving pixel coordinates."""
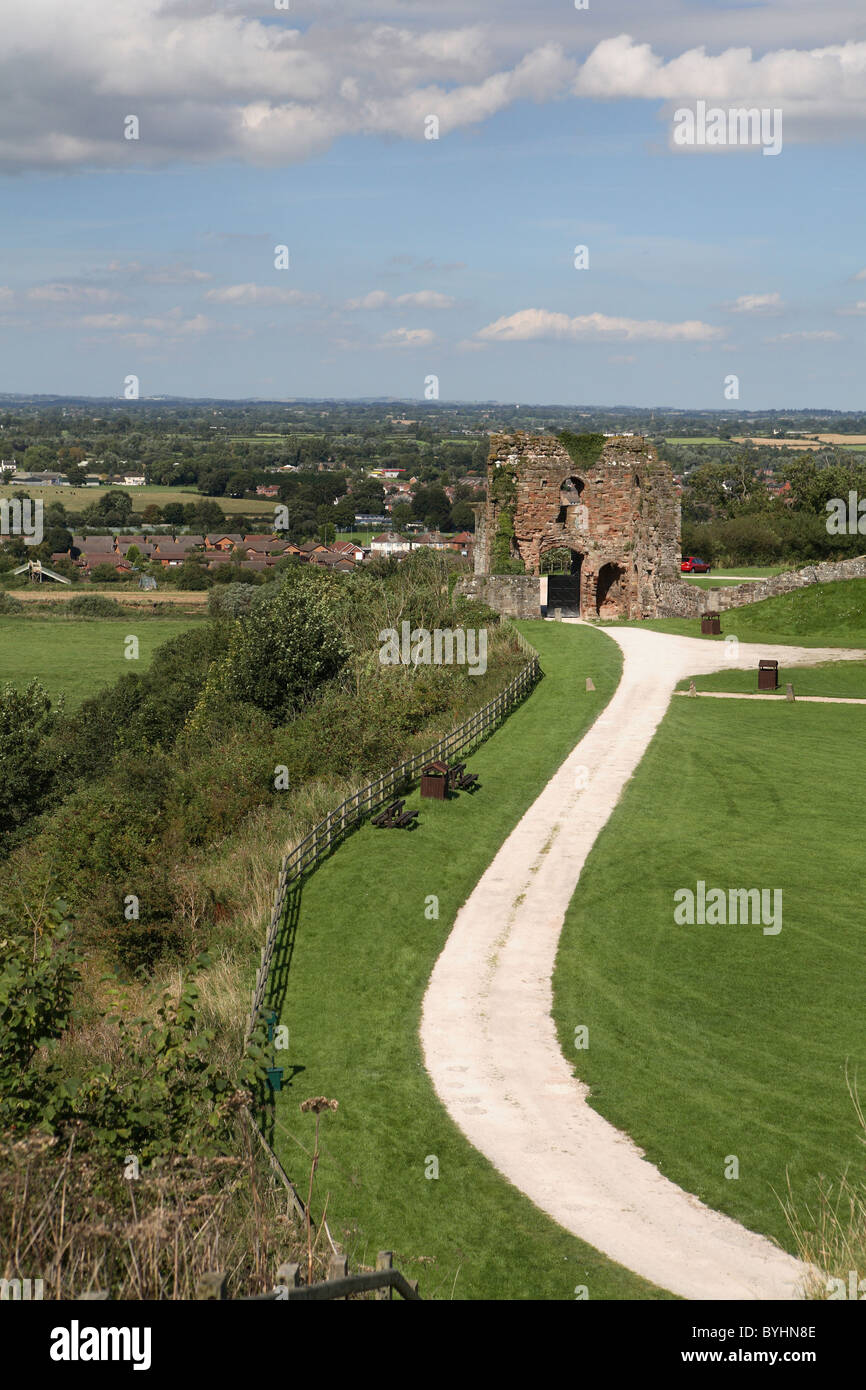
[{"left": 420, "top": 625, "right": 866, "bottom": 1300}]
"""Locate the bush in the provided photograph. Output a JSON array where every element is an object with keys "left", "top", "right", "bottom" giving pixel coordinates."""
[
  {"left": 175, "top": 562, "right": 212, "bottom": 591},
  {"left": 88, "top": 563, "right": 121, "bottom": 584},
  {"left": 68, "top": 593, "right": 124, "bottom": 618},
  {"left": 0, "top": 681, "right": 59, "bottom": 854},
  {"left": 208, "top": 583, "right": 257, "bottom": 619},
  {"left": 212, "top": 569, "right": 349, "bottom": 722},
  {"left": 0, "top": 592, "right": 23, "bottom": 614}
]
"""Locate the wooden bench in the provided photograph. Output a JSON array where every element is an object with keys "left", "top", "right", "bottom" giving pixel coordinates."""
[
  {"left": 455, "top": 771, "right": 479, "bottom": 793},
  {"left": 447, "top": 761, "right": 466, "bottom": 790},
  {"left": 392, "top": 808, "right": 419, "bottom": 830},
  {"left": 372, "top": 799, "right": 404, "bottom": 828}
]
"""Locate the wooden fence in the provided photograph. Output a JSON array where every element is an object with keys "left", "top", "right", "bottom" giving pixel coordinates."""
[
  {"left": 245, "top": 624, "right": 540, "bottom": 1044},
  {"left": 198, "top": 1252, "right": 421, "bottom": 1301},
  {"left": 243, "top": 623, "right": 540, "bottom": 1262}
]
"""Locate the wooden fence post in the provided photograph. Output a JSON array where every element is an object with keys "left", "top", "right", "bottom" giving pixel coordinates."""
[
  {"left": 196, "top": 1272, "right": 228, "bottom": 1300},
  {"left": 376, "top": 1251, "right": 394, "bottom": 1301}
]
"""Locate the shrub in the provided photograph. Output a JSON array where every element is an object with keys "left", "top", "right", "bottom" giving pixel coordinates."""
[
  {"left": 68, "top": 593, "right": 123, "bottom": 618},
  {"left": 175, "top": 561, "right": 212, "bottom": 591},
  {"left": 208, "top": 583, "right": 257, "bottom": 619},
  {"left": 88, "top": 563, "right": 121, "bottom": 584},
  {"left": 213, "top": 569, "right": 349, "bottom": 722},
  {"left": 0, "top": 592, "right": 23, "bottom": 614},
  {"left": 0, "top": 681, "right": 59, "bottom": 854}
]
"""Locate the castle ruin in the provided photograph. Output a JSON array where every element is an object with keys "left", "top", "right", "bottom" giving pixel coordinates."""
[{"left": 462, "top": 431, "right": 680, "bottom": 621}]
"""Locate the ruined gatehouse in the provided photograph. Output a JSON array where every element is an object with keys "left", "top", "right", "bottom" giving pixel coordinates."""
[{"left": 463, "top": 431, "right": 680, "bottom": 621}]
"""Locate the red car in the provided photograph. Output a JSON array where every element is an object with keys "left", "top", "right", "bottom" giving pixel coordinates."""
[{"left": 681, "top": 556, "right": 711, "bottom": 574}]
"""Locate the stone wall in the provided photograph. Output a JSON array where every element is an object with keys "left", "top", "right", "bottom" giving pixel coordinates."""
[
  {"left": 455, "top": 574, "right": 542, "bottom": 620},
  {"left": 478, "top": 431, "right": 680, "bottom": 619},
  {"left": 656, "top": 555, "right": 866, "bottom": 619}
]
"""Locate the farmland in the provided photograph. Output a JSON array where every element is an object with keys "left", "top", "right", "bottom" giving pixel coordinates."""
[{"left": 0, "top": 614, "right": 201, "bottom": 706}]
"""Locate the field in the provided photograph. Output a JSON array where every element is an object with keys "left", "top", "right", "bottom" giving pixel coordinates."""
[
  {"left": 0, "top": 615, "right": 200, "bottom": 706},
  {"left": 0, "top": 483, "right": 274, "bottom": 516},
  {"left": 270, "top": 621, "right": 670, "bottom": 1300},
  {"left": 553, "top": 695, "right": 866, "bottom": 1252},
  {"left": 9, "top": 587, "right": 209, "bottom": 607}
]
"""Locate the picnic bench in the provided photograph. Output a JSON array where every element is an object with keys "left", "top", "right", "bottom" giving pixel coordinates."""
[
  {"left": 371, "top": 799, "right": 418, "bottom": 830},
  {"left": 447, "top": 761, "right": 479, "bottom": 794},
  {"left": 454, "top": 770, "right": 479, "bottom": 792}
]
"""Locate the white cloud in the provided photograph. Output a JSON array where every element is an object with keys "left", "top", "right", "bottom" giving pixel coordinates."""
[
  {"left": 725, "top": 292, "right": 784, "bottom": 315},
  {"left": 108, "top": 260, "right": 212, "bottom": 284},
  {"left": 204, "top": 283, "right": 315, "bottom": 305},
  {"left": 573, "top": 33, "right": 866, "bottom": 135},
  {"left": 853, "top": 268, "right": 866, "bottom": 280},
  {"left": 27, "top": 283, "right": 117, "bottom": 304},
  {"left": 380, "top": 327, "right": 435, "bottom": 347},
  {"left": 838, "top": 301, "right": 866, "bottom": 315},
  {"left": 82, "top": 309, "right": 212, "bottom": 335},
  {"left": 81, "top": 313, "right": 132, "bottom": 329},
  {"left": 766, "top": 330, "right": 841, "bottom": 342},
  {"left": 476, "top": 308, "right": 723, "bottom": 343},
  {"left": 346, "top": 290, "right": 455, "bottom": 310}
]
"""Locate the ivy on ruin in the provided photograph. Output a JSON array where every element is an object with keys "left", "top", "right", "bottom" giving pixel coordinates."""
[
  {"left": 557, "top": 431, "right": 606, "bottom": 472},
  {"left": 489, "top": 464, "right": 525, "bottom": 573}
]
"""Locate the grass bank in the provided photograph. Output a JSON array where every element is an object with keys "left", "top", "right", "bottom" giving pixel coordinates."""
[
  {"left": 604, "top": 576, "right": 866, "bottom": 648},
  {"left": 270, "top": 620, "right": 671, "bottom": 1300}
]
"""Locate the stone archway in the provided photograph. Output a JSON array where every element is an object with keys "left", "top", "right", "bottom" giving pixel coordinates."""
[
  {"left": 596, "top": 562, "right": 626, "bottom": 618},
  {"left": 545, "top": 548, "right": 583, "bottom": 614}
]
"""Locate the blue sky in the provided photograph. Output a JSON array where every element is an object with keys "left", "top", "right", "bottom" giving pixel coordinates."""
[{"left": 0, "top": 0, "right": 864, "bottom": 406}]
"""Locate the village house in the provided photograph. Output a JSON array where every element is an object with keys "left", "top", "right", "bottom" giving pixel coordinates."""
[
  {"left": 370, "top": 532, "right": 412, "bottom": 556},
  {"left": 205, "top": 533, "right": 244, "bottom": 551}
]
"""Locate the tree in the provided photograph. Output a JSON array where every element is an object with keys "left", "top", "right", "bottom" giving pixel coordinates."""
[
  {"left": 89, "top": 563, "right": 121, "bottom": 584},
  {"left": 0, "top": 680, "right": 58, "bottom": 852},
  {"left": 389, "top": 502, "right": 413, "bottom": 529},
  {"left": 162, "top": 502, "right": 185, "bottom": 526},
  {"left": 215, "top": 570, "right": 348, "bottom": 722},
  {"left": 174, "top": 561, "right": 211, "bottom": 590},
  {"left": 450, "top": 501, "right": 476, "bottom": 532}
]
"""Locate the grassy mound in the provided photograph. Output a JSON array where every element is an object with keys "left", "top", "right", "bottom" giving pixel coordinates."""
[
  {"left": 608, "top": 576, "right": 866, "bottom": 648},
  {"left": 553, "top": 696, "right": 866, "bottom": 1254},
  {"left": 270, "top": 621, "right": 671, "bottom": 1300}
]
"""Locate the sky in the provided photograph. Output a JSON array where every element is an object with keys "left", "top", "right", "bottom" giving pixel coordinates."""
[{"left": 0, "top": 0, "right": 864, "bottom": 407}]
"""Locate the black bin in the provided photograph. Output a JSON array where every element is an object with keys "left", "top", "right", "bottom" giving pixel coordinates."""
[
  {"left": 758, "top": 660, "right": 779, "bottom": 691},
  {"left": 420, "top": 760, "right": 450, "bottom": 800}
]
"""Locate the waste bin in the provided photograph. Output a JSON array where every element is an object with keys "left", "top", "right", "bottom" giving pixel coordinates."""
[
  {"left": 420, "top": 760, "right": 450, "bottom": 800},
  {"left": 758, "top": 660, "right": 779, "bottom": 690},
  {"left": 701, "top": 615, "right": 721, "bottom": 635}
]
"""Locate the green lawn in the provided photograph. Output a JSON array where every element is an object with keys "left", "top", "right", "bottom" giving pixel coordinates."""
[
  {"left": 269, "top": 621, "right": 671, "bottom": 1300},
  {"left": 553, "top": 697, "right": 866, "bottom": 1253},
  {"left": 675, "top": 660, "right": 866, "bottom": 699},
  {"left": 683, "top": 576, "right": 757, "bottom": 588},
  {"left": 0, "top": 616, "right": 199, "bottom": 706},
  {"left": 605, "top": 576, "right": 866, "bottom": 648}
]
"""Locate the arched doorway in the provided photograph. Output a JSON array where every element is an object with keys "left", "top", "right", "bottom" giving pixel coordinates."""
[
  {"left": 596, "top": 562, "right": 626, "bottom": 618},
  {"left": 544, "top": 548, "right": 583, "bottom": 615},
  {"left": 557, "top": 475, "right": 584, "bottom": 526}
]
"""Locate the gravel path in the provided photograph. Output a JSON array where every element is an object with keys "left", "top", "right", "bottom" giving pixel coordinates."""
[{"left": 420, "top": 624, "right": 865, "bottom": 1300}]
